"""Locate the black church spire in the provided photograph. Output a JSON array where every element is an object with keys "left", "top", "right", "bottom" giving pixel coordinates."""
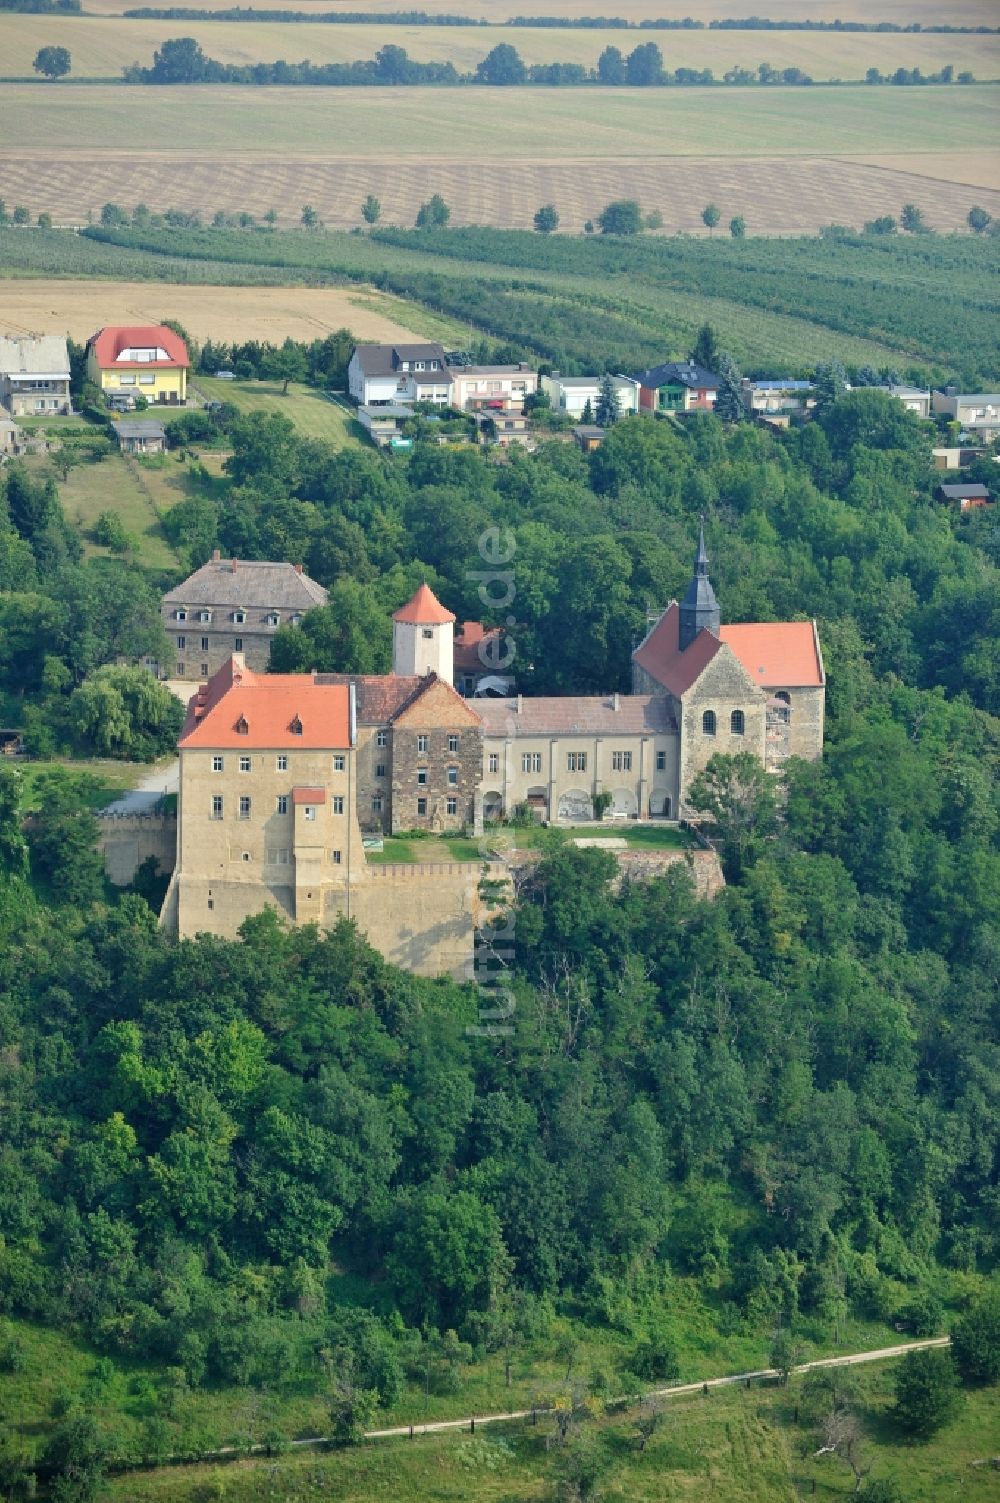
[{"left": 678, "top": 517, "right": 720, "bottom": 652}]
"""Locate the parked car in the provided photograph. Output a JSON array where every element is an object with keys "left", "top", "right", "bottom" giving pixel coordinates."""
[{"left": 214, "top": 370, "right": 235, "bottom": 380}]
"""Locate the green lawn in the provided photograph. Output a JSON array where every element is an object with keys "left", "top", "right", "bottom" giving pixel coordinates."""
[
  {"left": 32, "top": 450, "right": 180, "bottom": 570},
  {"left": 194, "top": 377, "right": 364, "bottom": 446},
  {"left": 366, "top": 835, "right": 487, "bottom": 864},
  {"left": 488, "top": 822, "right": 693, "bottom": 852},
  {"left": 16, "top": 758, "right": 169, "bottom": 811}
]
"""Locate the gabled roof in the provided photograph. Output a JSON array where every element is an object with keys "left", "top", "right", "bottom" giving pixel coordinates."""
[
  {"left": 632, "top": 603, "right": 723, "bottom": 697},
  {"left": 476, "top": 695, "right": 676, "bottom": 738},
  {"left": 454, "top": 621, "right": 503, "bottom": 673},
  {"left": 634, "top": 360, "right": 719, "bottom": 391},
  {"left": 114, "top": 419, "right": 166, "bottom": 439},
  {"left": 939, "top": 482, "right": 989, "bottom": 500},
  {"left": 720, "top": 621, "right": 825, "bottom": 688},
  {"left": 163, "top": 557, "right": 327, "bottom": 611},
  {"left": 314, "top": 672, "right": 480, "bottom": 727},
  {"left": 88, "top": 324, "right": 190, "bottom": 370},
  {"left": 0, "top": 335, "right": 70, "bottom": 377},
  {"left": 351, "top": 342, "right": 448, "bottom": 377},
  {"left": 633, "top": 604, "right": 825, "bottom": 694},
  {"left": 179, "top": 657, "right": 351, "bottom": 750},
  {"left": 392, "top": 583, "right": 455, "bottom": 626}
]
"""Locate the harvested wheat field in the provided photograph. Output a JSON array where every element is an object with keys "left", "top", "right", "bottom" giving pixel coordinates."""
[
  {"left": 3, "top": 16, "right": 996, "bottom": 81},
  {"left": 1, "top": 151, "right": 997, "bottom": 235},
  {"left": 0, "top": 283, "right": 439, "bottom": 343}
]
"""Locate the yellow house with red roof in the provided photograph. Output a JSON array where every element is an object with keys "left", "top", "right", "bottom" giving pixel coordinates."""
[{"left": 86, "top": 324, "right": 189, "bottom": 406}]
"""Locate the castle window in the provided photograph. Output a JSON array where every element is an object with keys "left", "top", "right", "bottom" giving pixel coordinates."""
[
  {"left": 233, "top": 611, "right": 246, "bottom": 624},
  {"left": 522, "top": 752, "right": 542, "bottom": 774},
  {"left": 488, "top": 753, "right": 499, "bottom": 774},
  {"left": 330, "top": 850, "right": 342, "bottom": 865},
  {"left": 212, "top": 755, "right": 224, "bottom": 772},
  {"left": 239, "top": 756, "right": 251, "bottom": 773},
  {"left": 175, "top": 609, "right": 187, "bottom": 622},
  {"left": 448, "top": 734, "right": 459, "bottom": 752},
  {"left": 376, "top": 731, "right": 388, "bottom": 747},
  {"left": 447, "top": 766, "right": 458, "bottom": 786},
  {"left": 774, "top": 691, "right": 792, "bottom": 724},
  {"left": 201, "top": 664, "right": 208, "bottom": 678},
  {"left": 417, "top": 769, "right": 428, "bottom": 786},
  {"left": 176, "top": 635, "right": 186, "bottom": 649},
  {"left": 333, "top": 755, "right": 345, "bottom": 772},
  {"left": 235, "top": 638, "right": 243, "bottom": 652},
  {"left": 611, "top": 750, "right": 632, "bottom": 772},
  {"left": 702, "top": 711, "right": 716, "bottom": 736},
  {"left": 199, "top": 610, "right": 212, "bottom": 623},
  {"left": 417, "top": 735, "right": 428, "bottom": 754},
  {"left": 241, "top": 851, "right": 252, "bottom": 863},
  {"left": 303, "top": 806, "right": 316, "bottom": 821},
  {"left": 417, "top": 797, "right": 427, "bottom": 816},
  {"left": 239, "top": 796, "right": 251, "bottom": 819},
  {"left": 655, "top": 751, "right": 666, "bottom": 772},
  {"left": 201, "top": 637, "right": 209, "bottom": 652},
  {"left": 567, "top": 751, "right": 587, "bottom": 773},
  {"left": 375, "top": 764, "right": 386, "bottom": 779},
  {"left": 211, "top": 795, "right": 223, "bottom": 819},
  {"left": 332, "top": 796, "right": 344, "bottom": 814},
  {"left": 446, "top": 797, "right": 457, "bottom": 815},
  {"left": 276, "top": 754, "right": 288, "bottom": 771},
  {"left": 422, "top": 629, "right": 434, "bottom": 640},
  {"left": 276, "top": 795, "right": 288, "bottom": 814},
  {"left": 372, "top": 795, "right": 383, "bottom": 813},
  {"left": 266, "top": 613, "right": 279, "bottom": 627},
  {"left": 730, "top": 709, "right": 745, "bottom": 736}
]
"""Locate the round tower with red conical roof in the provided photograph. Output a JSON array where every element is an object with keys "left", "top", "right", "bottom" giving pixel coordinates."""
[{"left": 392, "top": 583, "right": 456, "bottom": 684}]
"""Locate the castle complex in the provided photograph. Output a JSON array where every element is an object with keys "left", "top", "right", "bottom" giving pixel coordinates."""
[{"left": 163, "top": 533, "right": 824, "bottom": 975}]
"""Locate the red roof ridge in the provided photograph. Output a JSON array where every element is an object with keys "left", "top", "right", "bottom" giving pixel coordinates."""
[
  {"left": 89, "top": 324, "right": 190, "bottom": 370},
  {"left": 392, "top": 582, "right": 456, "bottom": 625}
]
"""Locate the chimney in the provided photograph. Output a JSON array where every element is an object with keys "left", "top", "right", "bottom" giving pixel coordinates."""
[
  {"left": 613, "top": 692, "right": 620, "bottom": 711},
  {"left": 211, "top": 548, "right": 220, "bottom": 561}
]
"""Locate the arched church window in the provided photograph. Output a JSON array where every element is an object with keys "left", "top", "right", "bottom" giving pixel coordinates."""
[
  {"left": 731, "top": 709, "right": 745, "bottom": 736},
  {"left": 702, "top": 710, "right": 716, "bottom": 736}
]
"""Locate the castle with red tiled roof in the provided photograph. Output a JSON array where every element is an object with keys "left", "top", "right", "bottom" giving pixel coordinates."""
[{"left": 163, "top": 562, "right": 824, "bottom": 975}]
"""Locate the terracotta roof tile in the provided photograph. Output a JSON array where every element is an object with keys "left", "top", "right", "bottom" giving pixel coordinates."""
[
  {"left": 392, "top": 583, "right": 455, "bottom": 625},
  {"left": 291, "top": 786, "right": 326, "bottom": 804},
  {"left": 720, "top": 621, "right": 824, "bottom": 688},
  {"left": 179, "top": 657, "right": 350, "bottom": 749},
  {"left": 88, "top": 324, "right": 190, "bottom": 370},
  {"left": 632, "top": 603, "right": 723, "bottom": 696}
]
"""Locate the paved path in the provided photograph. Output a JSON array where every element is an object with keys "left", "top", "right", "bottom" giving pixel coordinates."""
[{"left": 101, "top": 759, "right": 178, "bottom": 816}]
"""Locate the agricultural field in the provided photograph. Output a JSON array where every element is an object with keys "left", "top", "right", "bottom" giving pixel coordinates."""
[
  {"left": 3, "top": 15, "right": 997, "bottom": 81},
  {"left": 0, "top": 84, "right": 996, "bottom": 233},
  {"left": 0, "top": 279, "right": 452, "bottom": 344},
  {"left": 193, "top": 376, "right": 364, "bottom": 445},
  {"left": 78, "top": 0, "right": 1000, "bottom": 23}
]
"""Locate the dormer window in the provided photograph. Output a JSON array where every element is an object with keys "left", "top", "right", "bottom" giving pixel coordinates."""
[
  {"left": 289, "top": 715, "right": 303, "bottom": 735},
  {"left": 233, "top": 611, "right": 246, "bottom": 624},
  {"left": 199, "top": 610, "right": 212, "bottom": 623},
  {"left": 176, "top": 609, "right": 187, "bottom": 621},
  {"left": 236, "top": 715, "right": 249, "bottom": 735},
  {"left": 415, "top": 361, "right": 425, "bottom": 371}
]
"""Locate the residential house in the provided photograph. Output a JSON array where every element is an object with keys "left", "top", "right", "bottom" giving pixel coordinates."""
[
  {"left": 573, "top": 425, "right": 606, "bottom": 453},
  {"left": 0, "top": 414, "right": 26, "bottom": 457},
  {"left": 161, "top": 552, "right": 328, "bottom": 680},
  {"left": 113, "top": 418, "right": 166, "bottom": 455},
  {"left": 932, "top": 389, "right": 1000, "bottom": 441},
  {"left": 86, "top": 325, "right": 189, "bottom": 406},
  {"left": 356, "top": 403, "right": 412, "bottom": 447},
  {"left": 348, "top": 343, "right": 451, "bottom": 407},
  {"left": 932, "top": 446, "right": 986, "bottom": 471},
  {"left": 541, "top": 372, "right": 639, "bottom": 419},
  {"left": 879, "top": 384, "right": 931, "bottom": 418},
  {"left": 741, "top": 378, "right": 814, "bottom": 419},
  {"left": 0, "top": 335, "right": 71, "bottom": 417},
  {"left": 634, "top": 360, "right": 719, "bottom": 414},
  {"left": 450, "top": 364, "right": 537, "bottom": 412},
  {"left": 938, "top": 481, "right": 991, "bottom": 509},
  {"left": 474, "top": 408, "right": 532, "bottom": 448}
]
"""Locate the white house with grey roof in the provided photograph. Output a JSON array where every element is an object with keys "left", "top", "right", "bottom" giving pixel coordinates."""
[
  {"left": 541, "top": 372, "right": 639, "bottom": 418},
  {"left": 348, "top": 342, "right": 451, "bottom": 406},
  {"left": 931, "top": 389, "right": 1000, "bottom": 440},
  {"left": 0, "top": 335, "right": 71, "bottom": 417},
  {"left": 161, "top": 551, "right": 328, "bottom": 681}
]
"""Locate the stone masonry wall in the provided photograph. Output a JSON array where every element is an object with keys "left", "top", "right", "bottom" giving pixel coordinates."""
[
  {"left": 99, "top": 811, "right": 177, "bottom": 887},
  {"left": 678, "top": 646, "right": 766, "bottom": 815}
]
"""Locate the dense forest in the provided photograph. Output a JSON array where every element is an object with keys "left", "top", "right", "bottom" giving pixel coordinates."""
[{"left": 0, "top": 374, "right": 998, "bottom": 1493}]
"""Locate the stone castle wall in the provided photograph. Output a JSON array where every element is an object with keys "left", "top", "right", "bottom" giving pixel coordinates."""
[{"left": 99, "top": 811, "right": 177, "bottom": 887}]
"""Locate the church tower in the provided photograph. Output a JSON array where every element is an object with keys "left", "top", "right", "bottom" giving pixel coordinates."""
[
  {"left": 678, "top": 519, "right": 720, "bottom": 652},
  {"left": 392, "top": 583, "right": 455, "bottom": 685}
]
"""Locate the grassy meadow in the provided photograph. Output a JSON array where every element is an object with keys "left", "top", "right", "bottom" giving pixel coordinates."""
[
  {"left": 193, "top": 377, "right": 364, "bottom": 445},
  {"left": 24, "top": 449, "right": 181, "bottom": 570},
  {"left": 3, "top": 16, "right": 997, "bottom": 80},
  {"left": 0, "top": 83, "right": 993, "bottom": 158}
]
